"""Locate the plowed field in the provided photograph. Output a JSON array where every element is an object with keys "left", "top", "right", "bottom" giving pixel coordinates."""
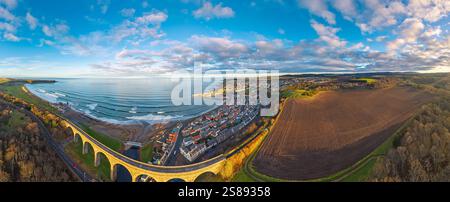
[{"left": 253, "top": 87, "right": 432, "bottom": 180}]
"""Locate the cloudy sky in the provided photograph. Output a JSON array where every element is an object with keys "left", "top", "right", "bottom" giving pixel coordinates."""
[{"left": 0, "top": 0, "right": 449, "bottom": 77}]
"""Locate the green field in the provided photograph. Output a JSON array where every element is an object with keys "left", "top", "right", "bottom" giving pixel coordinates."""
[
  {"left": 65, "top": 141, "right": 111, "bottom": 181},
  {"left": 79, "top": 123, "right": 122, "bottom": 152},
  {"left": 62, "top": 124, "right": 121, "bottom": 181},
  {"left": 340, "top": 157, "right": 378, "bottom": 182},
  {"left": 0, "top": 78, "right": 10, "bottom": 84},
  {"left": 140, "top": 143, "right": 154, "bottom": 163},
  {"left": 231, "top": 169, "right": 257, "bottom": 182},
  {"left": 354, "top": 78, "right": 377, "bottom": 84},
  {"left": 0, "top": 84, "right": 56, "bottom": 113},
  {"left": 281, "top": 89, "right": 317, "bottom": 99}
]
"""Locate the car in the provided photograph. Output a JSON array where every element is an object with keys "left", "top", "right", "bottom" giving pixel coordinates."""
[{"left": 139, "top": 175, "right": 149, "bottom": 182}]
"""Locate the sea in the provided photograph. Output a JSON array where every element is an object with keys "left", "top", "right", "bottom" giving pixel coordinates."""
[{"left": 25, "top": 77, "right": 220, "bottom": 124}]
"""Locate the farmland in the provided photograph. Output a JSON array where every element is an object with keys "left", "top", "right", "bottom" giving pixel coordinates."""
[{"left": 253, "top": 86, "right": 433, "bottom": 180}]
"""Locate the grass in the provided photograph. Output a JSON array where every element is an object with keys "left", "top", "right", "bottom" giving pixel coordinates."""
[
  {"left": 231, "top": 169, "right": 257, "bottom": 182},
  {"left": 341, "top": 157, "right": 379, "bottom": 182},
  {"left": 79, "top": 123, "right": 122, "bottom": 152},
  {"left": 140, "top": 143, "right": 154, "bottom": 163},
  {"left": 0, "top": 85, "right": 56, "bottom": 113},
  {"left": 65, "top": 141, "right": 111, "bottom": 181},
  {"left": 0, "top": 78, "right": 10, "bottom": 84},
  {"left": 281, "top": 89, "right": 317, "bottom": 99},
  {"left": 7, "top": 110, "right": 28, "bottom": 129},
  {"left": 355, "top": 78, "right": 377, "bottom": 84}
]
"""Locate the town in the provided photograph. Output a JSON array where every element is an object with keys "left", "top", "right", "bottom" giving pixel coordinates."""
[{"left": 152, "top": 103, "right": 259, "bottom": 165}]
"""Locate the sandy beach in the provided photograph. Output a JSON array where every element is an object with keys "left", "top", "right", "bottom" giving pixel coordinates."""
[
  {"left": 62, "top": 107, "right": 173, "bottom": 143},
  {"left": 24, "top": 84, "right": 174, "bottom": 144}
]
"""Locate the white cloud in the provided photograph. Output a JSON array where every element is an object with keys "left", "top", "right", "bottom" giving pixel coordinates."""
[
  {"left": 3, "top": 32, "right": 20, "bottom": 41},
  {"left": 193, "top": 2, "right": 235, "bottom": 20},
  {"left": 349, "top": 42, "right": 365, "bottom": 50},
  {"left": 362, "top": 0, "right": 407, "bottom": 32},
  {"left": 136, "top": 11, "right": 168, "bottom": 25},
  {"left": 0, "top": 21, "right": 15, "bottom": 32},
  {"left": 375, "top": 35, "right": 387, "bottom": 42},
  {"left": 0, "top": 6, "right": 15, "bottom": 21},
  {"left": 26, "top": 12, "right": 38, "bottom": 30},
  {"left": 190, "top": 35, "right": 248, "bottom": 58},
  {"left": 42, "top": 25, "right": 52, "bottom": 36},
  {"left": 38, "top": 10, "right": 169, "bottom": 56},
  {"left": 407, "top": 0, "right": 450, "bottom": 22},
  {"left": 0, "top": 0, "right": 17, "bottom": 10},
  {"left": 41, "top": 23, "right": 69, "bottom": 37},
  {"left": 310, "top": 20, "right": 347, "bottom": 48},
  {"left": 298, "top": 0, "right": 336, "bottom": 24},
  {"left": 332, "top": 0, "right": 358, "bottom": 19},
  {"left": 387, "top": 18, "right": 425, "bottom": 52},
  {"left": 278, "top": 28, "right": 285, "bottom": 35},
  {"left": 422, "top": 26, "right": 442, "bottom": 37},
  {"left": 120, "top": 8, "right": 136, "bottom": 17}
]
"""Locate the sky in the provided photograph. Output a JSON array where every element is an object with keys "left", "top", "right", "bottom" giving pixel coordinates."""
[{"left": 0, "top": 0, "right": 449, "bottom": 78}]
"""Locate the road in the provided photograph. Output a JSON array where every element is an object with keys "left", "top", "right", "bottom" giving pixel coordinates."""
[
  {"left": 0, "top": 99, "right": 94, "bottom": 182},
  {"left": 164, "top": 124, "right": 184, "bottom": 166},
  {"left": 63, "top": 116, "right": 225, "bottom": 173}
]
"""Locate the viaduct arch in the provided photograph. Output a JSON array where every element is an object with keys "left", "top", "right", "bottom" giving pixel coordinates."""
[{"left": 62, "top": 119, "right": 226, "bottom": 182}]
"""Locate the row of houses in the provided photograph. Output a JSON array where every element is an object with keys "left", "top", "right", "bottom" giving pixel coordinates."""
[
  {"left": 152, "top": 123, "right": 182, "bottom": 165},
  {"left": 179, "top": 104, "right": 259, "bottom": 162}
]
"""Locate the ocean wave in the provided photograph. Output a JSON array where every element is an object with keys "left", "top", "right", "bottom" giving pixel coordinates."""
[
  {"left": 25, "top": 80, "right": 218, "bottom": 125},
  {"left": 81, "top": 109, "right": 137, "bottom": 125},
  {"left": 62, "top": 93, "right": 172, "bottom": 109},
  {"left": 26, "top": 86, "right": 58, "bottom": 103},
  {"left": 86, "top": 103, "right": 98, "bottom": 110},
  {"left": 129, "top": 106, "right": 138, "bottom": 114},
  {"left": 53, "top": 92, "right": 66, "bottom": 97},
  {"left": 46, "top": 92, "right": 59, "bottom": 98},
  {"left": 126, "top": 113, "right": 183, "bottom": 123}
]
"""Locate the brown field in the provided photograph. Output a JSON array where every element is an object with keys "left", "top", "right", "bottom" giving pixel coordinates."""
[{"left": 253, "top": 86, "right": 433, "bottom": 180}]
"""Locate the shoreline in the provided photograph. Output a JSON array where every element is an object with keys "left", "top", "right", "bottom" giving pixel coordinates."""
[
  {"left": 24, "top": 83, "right": 220, "bottom": 126},
  {"left": 24, "top": 83, "right": 221, "bottom": 144},
  {"left": 24, "top": 84, "right": 171, "bottom": 143}
]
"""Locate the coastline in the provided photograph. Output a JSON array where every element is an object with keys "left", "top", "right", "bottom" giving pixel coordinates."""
[
  {"left": 24, "top": 84, "right": 170, "bottom": 143},
  {"left": 24, "top": 82, "right": 220, "bottom": 126}
]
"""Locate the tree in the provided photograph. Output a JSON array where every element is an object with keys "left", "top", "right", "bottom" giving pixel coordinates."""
[{"left": 0, "top": 170, "right": 10, "bottom": 182}]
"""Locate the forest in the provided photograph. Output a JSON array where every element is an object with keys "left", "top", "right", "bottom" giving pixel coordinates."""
[
  {"left": 370, "top": 74, "right": 450, "bottom": 182},
  {"left": 0, "top": 102, "right": 76, "bottom": 182}
]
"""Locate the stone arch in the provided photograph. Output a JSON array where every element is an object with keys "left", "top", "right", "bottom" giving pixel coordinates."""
[
  {"left": 194, "top": 171, "right": 221, "bottom": 182},
  {"left": 94, "top": 152, "right": 112, "bottom": 181},
  {"left": 94, "top": 152, "right": 108, "bottom": 167},
  {"left": 111, "top": 164, "right": 132, "bottom": 182},
  {"left": 73, "top": 132, "right": 82, "bottom": 143},
  {"left": 135, "top": 174, "right": 157, "bottom": 182},
  {"left": 65, "top": 126, "right": 74, "bottom": 136},
  {"left": 82, "top": 141, "right": 94, "bottom": 155},
  {"left": 167, "top": 178, "right": 186, "bottom": 182}
]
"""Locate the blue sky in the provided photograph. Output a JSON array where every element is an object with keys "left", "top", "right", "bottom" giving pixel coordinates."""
[{"left": 0, "top": 0, "right": 449, "bottom": 77}]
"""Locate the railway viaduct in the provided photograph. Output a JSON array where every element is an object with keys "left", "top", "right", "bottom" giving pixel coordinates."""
[{"left": 62, "top": 119, "right": 226, "bottom": 182}]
